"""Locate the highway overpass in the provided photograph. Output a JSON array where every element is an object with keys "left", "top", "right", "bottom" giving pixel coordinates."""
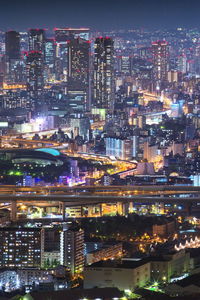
[{"left": 0, "top": 185, "right": 198, "bottom": 221}]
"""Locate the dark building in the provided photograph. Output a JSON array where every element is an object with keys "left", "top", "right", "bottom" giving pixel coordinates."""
[
  {"left": 5, "top": 31, "right": 22, "bottom": 84},
  {"left": 67, "top": 38, "right": 90, "bottom": 112},
  {"left": 5, "top": 31, "right": 20, "bottom": 60},
  {"left": 26, "top": 51, "right": 44, "bottom": 110},
  {"left": 93, "top": 37, "right": 114, "bottom": 110}
]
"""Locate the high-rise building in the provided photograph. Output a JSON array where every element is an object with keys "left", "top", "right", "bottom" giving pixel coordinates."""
[
  {"left": 67, "top": 38, "right": 90, "bottom": 112},
  {"left": 44, "top": 39, "right": 55, "bottom": 67},
  {"left": 5, "top": 31, "right": 21, "bottom": 83},
  {"left": 28, "top": 29, "right": 45, "bottom": 53},
  {"left": 44, "top": 39, "right": 55, "bottom": 81},
  {"left": 26, "top": 51, "right": 44, "bottom": 110},
  {"left": 177, "top": 54, "right": 187, "bottom": 74},
  {"left": 60, "top": 224, "right": 84, "bottom": 275},
  {"left": 93, "top": 37, "right": 114, "bottom": 110},
  {"left": 116, "top": 55, "right": 131, "bottom": 75},
  {"left": 105, "top": 137, "right": 135, "bottom": 160},
  {"left": 152, "top": 40, "right": 168, "bottom": 83},
  {"left": 0, "top": 228, "right": 43, "bottom": 268},
  {"left": 54, "top": 27, "right": 90, "bottom": 42},
  {"left": 5, "top": 31, "right": 20, "bottom": 60}
]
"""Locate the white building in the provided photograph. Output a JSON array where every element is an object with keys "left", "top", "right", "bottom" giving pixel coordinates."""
[{"left": 84, "top": 259, "right": 150, "bottom": 290}]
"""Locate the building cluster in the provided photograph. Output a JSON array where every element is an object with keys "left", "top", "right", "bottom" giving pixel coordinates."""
[{"left": 0, "top": 26, "right": 200, "bottom": 300}]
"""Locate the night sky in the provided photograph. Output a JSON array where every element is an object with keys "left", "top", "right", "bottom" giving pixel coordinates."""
[{"left": 1, "top": 0, "right": 200, "bottom": 31}]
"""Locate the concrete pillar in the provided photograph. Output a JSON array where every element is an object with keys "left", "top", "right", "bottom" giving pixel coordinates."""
[
  {"left": 129, "top": 202, "right": 134, "bottom": 213},
  {"left": 185, "top": 203, "right": 192, "bottom": 216},
  {"left": 122, "top": 202, "right": 129, "bottom": 216},
  {"left": 61, "top": 202, "right": 66, "bottom": 221},
  {"left": 58, "top": 202, "right": 63, "bottom": 214},
  {"left": 11, "top": 201, "right": 17, "bottom": 222},
  {"left": 88, "top": 206, "right": 94, "bottom": 217},
  {"left": 99, "top": 204, "right": 103, "bottom": 217}
]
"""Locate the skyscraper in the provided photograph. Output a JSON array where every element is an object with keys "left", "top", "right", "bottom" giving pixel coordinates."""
[
  {"left": 67, "top": 38, "right": 90, "bottom": 112},
  {"left": 54, "top": 28, "right": 90, "bottom": 82},
  {"left": 28, "top": 29, "right": 45, "bottom": 53},
  {"left": 60, "top": 224, "right": 84, "bottom": 276},
  {"left": 152, "top": 40, "right": 168, "bottom": 84},
  {"left": 26, "top": 51, "right": 44, "bottom": 110},
  {"left": 54, "top": 27, "right": 90, "bottom": 42},
  {"left": 93, "top": 37, "right": 114, "bottom": 110},
  {"left": 44, "top": 39, "right": 55, "bottom": 67},
  {"left": 5, "top": 31, "right": 20, "bottom": 60},
  {"left": 44, "top": 39, "right": 55, "bottom": 81},
  {"left": 5, "top": 31, "right": 21, "bottom": 83}
]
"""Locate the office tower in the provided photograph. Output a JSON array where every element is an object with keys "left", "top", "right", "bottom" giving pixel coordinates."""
[
  {"left": 69, "top": 116, "right": 90, "bottom": 140},
  {"left": 3, "top": 90, "right": 28, "bottom": 109},
  {"left": 5, "top": 31, "right": 20, "bottom": 60},
  {"left": 54, "top": 27, "right": 90, "bottom": 42},
  {"left": 44, "top": 39, "right": 55, "bottom": 67},
  {"left": 67, "top": 38, "right": 90, "bottom": 112},
  {"left": 93, "top": 37, "right": 114, "bottom": 110},
  {"left": 105, "top": 137, "right": 134, "bottom": 160},
  {"left": 0, "top": 228, "right": 42, "bottom": 268},
  {"left": 5, "top": 31, "right": 21, "bottom": 83},
  {"left": 54, "top": 28, "right": 90, "bottom": 82},
  {"left": 26, "top": 51, "right": 44, "bottom": 110},
  {"left": 177, "top": 54, "right": 187, "bottom": 74},
  {"left": 44, "top": 39, "right": 55, "bottom": 81},
  {"left": 152, "top": 40, "right": 168, "bottom": 83},
  {"left": 28, "top": 29, "right": 45, "bottom": 53},
  {"left": 60, "top": 224, "right": 84, "bottom": 275},
  {"left": 116, "top": 55, "right": 131, "bottom": 75}
]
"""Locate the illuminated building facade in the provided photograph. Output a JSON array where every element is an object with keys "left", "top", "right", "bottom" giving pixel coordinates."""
[
  {"left": 93, "top": 37, "right": 114, "bottom": 109},
  {"left": 54, "top": 27, "right": 90, "bottom": 41},
  {"left": 152, "top": 40, "right": 168, "bottom": 83},
  {"left": 26, "top": 51, "right": 44, "bottom": 110},
  {"left": 28, "top": 29, "right": 45, "bottom": 54},
  {"left": 117, "top": 55, "right": 132, "bottom": 75},
  {"left": 60, "top": 225, "right": 84, "bottom": 275},
  {"left": 2, "top": 90, "right": 28, "bottom": 109},
  {"left": 54, "top": 28, "right": 90, "bottom": 81},
  {"left": 44, "top": 39, "right": 55, "bottom": 81},
  {"left": 105, "top": 137, "right": 134, "bottom": 160},
  {"left": 44, "top": 39, "right": 55, "bottom": 67},
  {"left": 84, "top": 259, "right": 150, "bottom": 290},
  {"left": 67, "top": 38, "right": 90, "bottom": 112},
  {"left": 0, "top": 228, "right": 42, "bottom": 268}
]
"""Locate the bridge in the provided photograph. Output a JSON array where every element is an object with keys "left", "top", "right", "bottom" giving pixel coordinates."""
[{"left": 0, "top": 185, "right": 199, "bottom": 221}]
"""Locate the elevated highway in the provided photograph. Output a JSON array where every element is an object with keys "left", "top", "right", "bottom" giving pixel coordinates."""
[{"left": 0, "top": 185, "right": 199, "bottom": 221}]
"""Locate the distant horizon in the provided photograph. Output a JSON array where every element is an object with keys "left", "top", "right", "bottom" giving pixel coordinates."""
[
  {"left": 1, "top": 0, "right": 200, "bottom": 31},
  {"left": 1, "top": 26, "right": 200, "bottom": 34}
]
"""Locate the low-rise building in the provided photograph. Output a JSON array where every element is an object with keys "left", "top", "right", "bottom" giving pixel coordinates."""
[
  {"left": 86, "top": 242, "right": 123, "bottom": 265},
  {"left": 150, "top": 250, "right": 190, "bottom": 282},
  {"left": 84, "top": 259, "right": 150, "bottom": 290}
]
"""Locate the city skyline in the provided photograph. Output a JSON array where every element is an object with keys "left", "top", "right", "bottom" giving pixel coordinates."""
[{"left": 0, "top": 2, "right": 200, "bottom": 299}]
